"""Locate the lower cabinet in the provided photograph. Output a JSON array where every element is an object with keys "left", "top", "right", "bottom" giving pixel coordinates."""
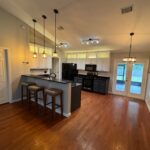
[
  {"left": 74, "top": 76, "right": 110, "bottom": 95},
  {"left": 74, "top": 76, "right": 83, "bottom": 84},
  {"left": 71, "top": 84, "right": 82, "bottom": 112},
  {"left": 93, "top": 77, "right": 109, "bottom": 94}
]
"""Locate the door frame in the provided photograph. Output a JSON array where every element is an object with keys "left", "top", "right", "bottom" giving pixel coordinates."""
[
  {"left": 112, "top": 58, "right": 149, "bottom": 100},
  {"left": 0, "top": 48, "right": 12, "bottom": 104}
]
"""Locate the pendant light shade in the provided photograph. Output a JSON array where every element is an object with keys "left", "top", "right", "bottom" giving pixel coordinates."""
[
  {"left": 123, "top": 32, "right": 136, "bottom": 62},
  {"left": 42, "top": 15, "right": 47, "bottom": 58},
  {"left": 52, "top": 9, "right": 59, "bottom": 58},
  {"left": 32, "top": 19, "right": 37, "bottom": 58}
]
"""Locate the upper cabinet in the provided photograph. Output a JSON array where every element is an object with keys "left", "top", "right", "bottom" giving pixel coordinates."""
[
  {"left": 96, "top": 52, "right": 110, "bottom": 72},
  {"left": 65, "top": 51, "right": 110, "bottom": 72}
]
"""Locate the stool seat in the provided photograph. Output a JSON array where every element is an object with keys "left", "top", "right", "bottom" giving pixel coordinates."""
[
  {"left": 44, "top": 88, "right": 63, "bottom": 119},
  {"left": 21, "top": 82, "right": 36, "bottom": 104},
  {"left": 21, "top": 82, "right": 36, "bottom": 87},
  {"left": 28, "top": 85, "right": 44, "bottom": 110},
  {"left": 28, "top": 85, "right": 43, "bottom": 91},
  {"left": 44, "top": 88, "right": 63, "bottom": 96}
]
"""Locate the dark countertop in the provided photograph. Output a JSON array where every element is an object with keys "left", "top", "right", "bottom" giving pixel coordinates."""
[
  {"left": 71, "top": 83, "right": 82, "bottom": 87},
  {"left": 22, "top": 75, "right": 71, "bottom": 84},
  {"left": 77, "top": 74, "right": 110, "bottom": 78}
]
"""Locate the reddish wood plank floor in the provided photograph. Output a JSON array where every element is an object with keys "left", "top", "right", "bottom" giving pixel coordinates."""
[{"left": 0, "top": 91, "right": 150, "bottom": 150}]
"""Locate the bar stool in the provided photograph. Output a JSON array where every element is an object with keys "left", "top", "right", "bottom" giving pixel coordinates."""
[
  {"left": 21, "top": 82, "right": 36, "bottom": 104},
  {"left": 28, "top": 85, "right": 44, "bottom": 109},
  {"left": 44, "top": 88, "right": 63, "bottom": 119}
]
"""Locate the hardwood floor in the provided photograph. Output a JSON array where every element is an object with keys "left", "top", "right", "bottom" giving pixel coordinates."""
[{"left": 0, "top": 91, "right": 150, "bottom": 150}]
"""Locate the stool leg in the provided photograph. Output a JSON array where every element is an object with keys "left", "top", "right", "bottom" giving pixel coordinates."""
[
  {"left": 60, "top": 94, "right": 63, "bottom": 116},
  {"left": 52, "top": 96, "right": 55, "bottom": 119},
  {"left": 28, "top": 90, "right": 31, "bottom": 109},
  {"left": 21, "top": 86, "right": 23, "bottom": 104},
  {"left": 26, "top": 87, "right": 29, "bottom": 102},
  {"left": 44, "top": 93, "right": 47, "bottom": 114},
  {"left": 35, "top": 91, "right": 38, "bottom": 110}
]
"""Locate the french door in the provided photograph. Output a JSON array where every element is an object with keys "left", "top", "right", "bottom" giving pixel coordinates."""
[{"left": 113, "top": 59, "right": 149, "bottom": 100}]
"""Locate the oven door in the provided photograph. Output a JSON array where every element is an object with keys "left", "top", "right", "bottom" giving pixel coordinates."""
[{"left": 83, "top": 78, "right": 93, "bottom": 91}]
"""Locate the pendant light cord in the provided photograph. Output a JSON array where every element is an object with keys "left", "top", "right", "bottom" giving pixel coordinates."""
[
  {"left": 55, "top": 11, "right": 56, "bottom": 53},
  {"left": 54, "top": 9, "right": 59, "bottom": 53},
  {"left": 42, "top": 15, "right": 47, "bottom": 53},
  {"left": 129, "top": 32, "right": 134, "bottom": 58},
  {"left": 32, "top": 19, "right": 37, "bottom": 53}
]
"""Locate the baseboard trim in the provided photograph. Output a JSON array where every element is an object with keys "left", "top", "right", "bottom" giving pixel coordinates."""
[
  {"left": 11, "top": 98, "right": 21, "bottom": 103},
  {"left": 146, "top": 100, "right": 150, "bottom": 112}
]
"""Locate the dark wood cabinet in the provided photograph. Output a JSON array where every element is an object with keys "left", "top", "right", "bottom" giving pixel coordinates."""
[
  {"left": 74, "top": 76, "right": 83, "bottom": 84},
  {"left": 93, "top": 77, "right": 109, "bottom": 94},
  {"left": 71, "top": 84, "right": 82, "bottom": 112},
  {"left": 74, "top": 75, "right": 109, "bottom": 95}
]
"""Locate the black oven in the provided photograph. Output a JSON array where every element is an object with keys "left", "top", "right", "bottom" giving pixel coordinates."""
[
  {"left": 82, "top": 75, "right": 94, "bottom": 91},
  {"left": 85, "top": 64, "right": 97, "bottom": 72}
]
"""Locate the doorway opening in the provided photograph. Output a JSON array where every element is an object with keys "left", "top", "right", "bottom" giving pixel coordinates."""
[{"left": 0, "top": 48, "right": 11, "bottom": 104}]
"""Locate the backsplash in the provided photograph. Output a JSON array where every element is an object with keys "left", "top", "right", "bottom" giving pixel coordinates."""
[{"left": 78, "top": 70, "right": 111, "bottom": 77}]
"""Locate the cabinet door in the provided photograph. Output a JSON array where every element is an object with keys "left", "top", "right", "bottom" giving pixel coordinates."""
[
  {"left": 91, "top": 58, "right": 97, "bottom": 65},
  {"left": 97, "top": 58, "right": 102, "bottom": 71},
  {"left": 101, "top": 58, "right": 110, "bottom": 72},
  {"left": 97, "top": 58, "right": 110, "bottom": 72},
  {"left": 77, "top": 59, "right": 85, "bottom": 70},
  {"left": 67, "top": 58, "right": 77, "bottom": 64}
]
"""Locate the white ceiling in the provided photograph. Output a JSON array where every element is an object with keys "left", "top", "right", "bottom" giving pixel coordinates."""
[{"left": 0, "top": 0, "right": 150, "bottom": 52}]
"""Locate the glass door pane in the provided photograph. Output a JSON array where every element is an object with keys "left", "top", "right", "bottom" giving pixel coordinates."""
[
  {"left": 130, "top": 64, "right": 144, "bottom": 94},
  {"left": 116, "top": 64, "right": 127, "bottom": 92}
]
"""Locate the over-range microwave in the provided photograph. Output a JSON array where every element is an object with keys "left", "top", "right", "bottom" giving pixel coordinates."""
[{"left": 85, "top": 64, "right": 97, "bottom": 72}]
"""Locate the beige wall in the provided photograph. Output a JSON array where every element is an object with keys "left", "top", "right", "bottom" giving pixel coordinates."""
[
  {"left": 0, "top": 7, "right": 61, "bottom": 100},
  {"left": 0, "top": 7, "right": 31, "bottom": 100}
]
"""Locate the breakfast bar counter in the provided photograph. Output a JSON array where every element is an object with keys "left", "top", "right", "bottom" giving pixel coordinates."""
[{"left": 21, "top": 75, "right": 74, "bottom": 117}]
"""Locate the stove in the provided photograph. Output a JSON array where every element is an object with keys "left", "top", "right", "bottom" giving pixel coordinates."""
[{"left": 82, "top": 72, "right": 98, "bottom": 91}]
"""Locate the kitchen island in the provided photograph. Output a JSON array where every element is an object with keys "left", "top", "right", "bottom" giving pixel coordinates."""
[{"left": 21, "top": 75, "right": 81, "bottom": 117}]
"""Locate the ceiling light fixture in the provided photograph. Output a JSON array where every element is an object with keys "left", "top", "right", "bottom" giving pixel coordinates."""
[
  {"left": 57, "top": 42, "right": 69, "bottom": 48},
  {"left": 42, "top": 15, "right": 47, "bottom": 58},
  {"left": 32, "top": 19, "right": 37, "bottom": 58},
  {"left": 123, "top": 32, "right": 136, "bottom": 62},
  {"left": 81, "top": 38, "right": 100, "bottom": 45},
  {"left": 52, "top": 9, "right": 59, "bottom": 58}
]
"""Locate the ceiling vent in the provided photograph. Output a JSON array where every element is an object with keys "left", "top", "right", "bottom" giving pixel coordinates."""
[{"left": 121, "top": 5, "right": 133, "bottom": 14}]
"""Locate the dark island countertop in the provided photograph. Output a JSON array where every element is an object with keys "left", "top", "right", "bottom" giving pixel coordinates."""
[
  {"left": 22, "top": 75, "right": 82, "bottom": 87},
  {"left": 22, "top": 75, "right": 71, "bottom": 84}
]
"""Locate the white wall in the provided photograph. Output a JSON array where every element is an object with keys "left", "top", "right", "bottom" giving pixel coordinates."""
[{"left": 146, "top": 73, "right": 150, "bottom": 111}]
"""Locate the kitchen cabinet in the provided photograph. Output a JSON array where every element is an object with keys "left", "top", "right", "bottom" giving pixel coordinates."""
[
  {"left": 85, "top": 58, "right": 97, "bottom": 65},
  {"left": 71, "top": 83, "right": 82, "bottom": 112},
  {"left": 93, "top": 77, "right": 109, "bottom": 94},
  {"left": 77, "top": 59, "right": 85, "bottom": 70},
  {"left": 74, "top": 76, "right": 83, "bottom": 84},
  {"left": 66, "top": 52, "right": 110, "bottom": 72},
  {"left": 96, "top": 58, "right": 110, "bottom": 72}
]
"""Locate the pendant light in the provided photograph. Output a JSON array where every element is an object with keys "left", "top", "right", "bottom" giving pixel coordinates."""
[
  {"left": 32, "top": 19, "right": 37, "bottom": 58},
  {"left": 52, "top": 9, "right": 59, "bottom": 57},
  {"left": 42, "top": 15, "right": 47, "bottom": 58},
  {"left": 123, "top": 32, "right": 136, "bottom": 62}
]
